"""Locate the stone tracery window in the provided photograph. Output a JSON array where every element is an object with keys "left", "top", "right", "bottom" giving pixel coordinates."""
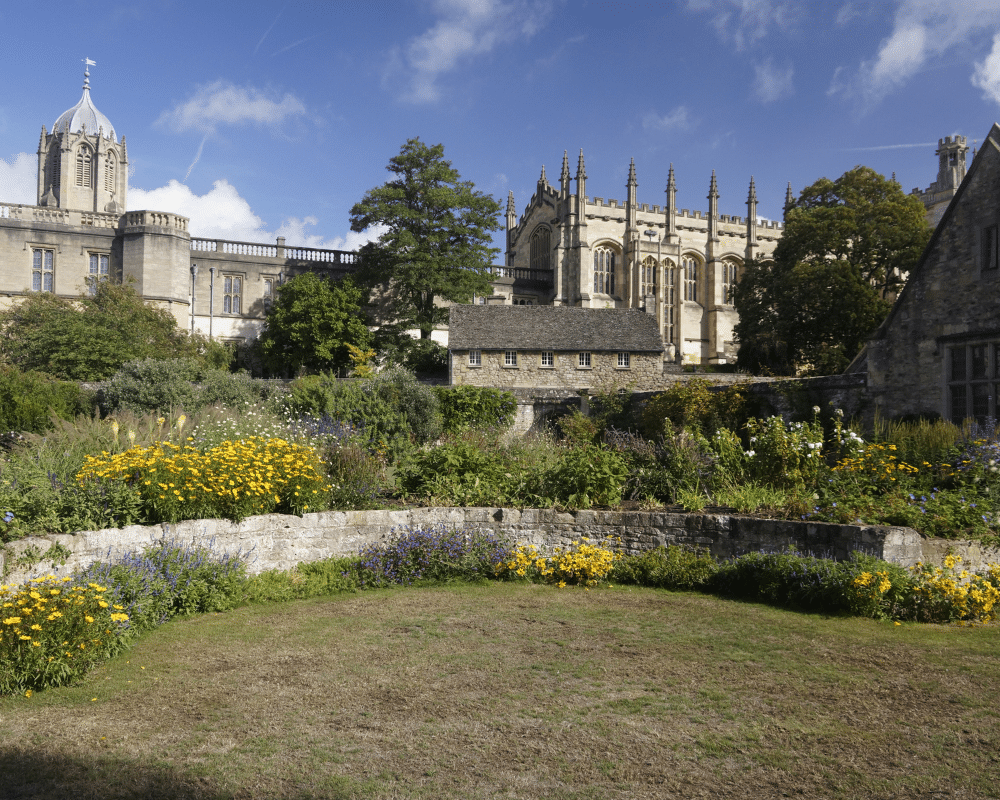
[
  {"left": 682, "top": 255, "right": 699, "bottom": 303},
  {"left": 76, "top": 147, "right": 93, "bottom": 187},
  {"left": 641, "top": 256, "right": 658, "bottom": 299},
  {"left": 530, "top": 227, "right": 550, "bottom": 271},
  {"left": 594, "top": 246, "right": 616, "bottom": 295},
  {"left": 663, "top": 259, "right": 675, "bottom": 342},
  {"left": 721, "top": 258, "right": 739, "bottom": 303}
]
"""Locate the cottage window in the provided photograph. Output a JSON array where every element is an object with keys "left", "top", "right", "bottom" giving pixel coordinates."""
[
  {"left": 540, "top": 351, "right": 554, "bottom": 367},
  {"left": 948, "top": 342, "right": 1000, "bottom": 423},
  {"left": 578, "top": 352, "right": 591, "bottom": 368},
  {"left": 617, "top": 352, "right": 630, "bottom": 368},
  {"left": 223, "top": 274, "right": 242, "bottom": 314},
  {"left": 504, "top": 350, "right": 518, "bottom": 367},
  {"left": 468, "top": 350, "right": 481, "bottom": 366},
  {"left": 32, "top": 248, "right": 54, "bottom": 292}
]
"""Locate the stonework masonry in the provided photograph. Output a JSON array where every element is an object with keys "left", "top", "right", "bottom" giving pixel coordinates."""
[{"left": 4, "top": 507, "right": 996, "bottom": 589}]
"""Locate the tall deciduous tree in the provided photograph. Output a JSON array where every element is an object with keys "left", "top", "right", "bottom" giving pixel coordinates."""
[
  {"left": 734, "top": 166, "right": 932, "bottom": 376},
  {"left": 256, "top": 273, "right": 371, "bottom": 376},
  {"left": 0, "top": 281, "right": 212, "bottom": 381},
  {"left": 349, "top": 138, "right": 502, "bottom": 339}
]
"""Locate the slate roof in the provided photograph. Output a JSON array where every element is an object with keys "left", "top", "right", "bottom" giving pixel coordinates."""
[{"left": 448, "top": 305, "right": 665, "bottom": 353}]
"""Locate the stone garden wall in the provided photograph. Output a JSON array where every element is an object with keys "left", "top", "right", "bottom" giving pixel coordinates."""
[{"left": 5, "top": 507, "right": 998, "bottom": 588}]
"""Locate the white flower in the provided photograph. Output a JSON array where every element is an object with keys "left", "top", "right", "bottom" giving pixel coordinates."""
[
  {"left": 745, "top": 450, "right": 755, "bottom": 458},
  {"left": 812, "top": 406, "right": 820, "bottom": 414}
]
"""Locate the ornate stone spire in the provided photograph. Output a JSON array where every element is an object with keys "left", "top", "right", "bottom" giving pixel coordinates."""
[
  {"left": 575, "top": 149, "right": 587, "bottom": 198},
  {"left": 560, "top": 150, "right": 571, "bottom": 196},
  {"left": 707, "top": 170, "right": 719, "bottom": 241},
  {"left": 746, "top": 176, "right": 758, "bottom": 255},
  {"left": 506, "top": 190, "right": 516, "bottom": 229},
  {"left": 784, "top": 182, "right": 794, "bottom": 217},
  {"left": 664, "top": 164, "right": 677, "bottom": 239}
]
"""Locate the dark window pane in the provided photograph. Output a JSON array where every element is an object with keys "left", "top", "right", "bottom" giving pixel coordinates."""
[
  {"left": 972, "top": 344, "right": 988, "bottom": 378},
  {"left": 973, "top": 383, "right": 991, "bottom": 422},
  {"left": 951, "top": 347, "right": 967, "bottom": 381},
  {"left": 951, "top": 385, "right": 968, "bottom": 424}
]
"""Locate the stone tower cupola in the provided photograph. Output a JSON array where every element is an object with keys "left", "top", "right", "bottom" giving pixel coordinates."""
[{"left": 37, "top": 59, "right": 128, "bottom": 213}]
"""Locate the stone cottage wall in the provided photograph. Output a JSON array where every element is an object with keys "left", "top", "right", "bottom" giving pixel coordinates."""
[{"left": 452, "top": 349, "right": 664, "bottom": 391}]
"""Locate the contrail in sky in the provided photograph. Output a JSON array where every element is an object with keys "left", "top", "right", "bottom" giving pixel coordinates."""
[
  {"left": 184, "top": 135, "right": 208, "bottom": 182},
  {"left": 843, "top": 143, "right": 938, "bottom": 151},
  {"left": 272, "top": 36, "right": 317, "bottom": 57},
  {"left": 255, "top": 8, "right": 284, "bottom": 55}
]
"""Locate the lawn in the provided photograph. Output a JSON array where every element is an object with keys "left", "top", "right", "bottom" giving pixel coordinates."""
[{"left": 2, "top": 583, "right": 999, "bottom": 799}]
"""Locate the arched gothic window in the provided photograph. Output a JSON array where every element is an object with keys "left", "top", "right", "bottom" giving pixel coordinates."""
[
  {"left": 594, "top": 246, "right": 616, "bottom": 295},
  {"left": 721, "top": 259, "right": 739, "bottom": 303},
  {"left": 76, "top": 147, "right": 93, "bottom": 188},
  {"left": 530, "top": 228, "right": 550, "bottom": 271},
  {"left": 663, "top": 259, "right": 675, "bottom": 342},
  {"left": 104, "top": 155, "right": 116, "bottom": 194},
  {"left": 641, "top": 256, "right": 658, "bottom": 299},
  {"left": 682, "top": 255, "right": 699, "bottom": 303}
]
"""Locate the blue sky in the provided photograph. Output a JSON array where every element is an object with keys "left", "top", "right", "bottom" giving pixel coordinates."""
[{"left": 2, "top": 0, "right": 1000, "bottom": 257}]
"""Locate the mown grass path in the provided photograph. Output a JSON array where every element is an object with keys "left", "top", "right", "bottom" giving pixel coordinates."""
[{"left": 2, "top": 583, "right": 999, "bottom": 799}]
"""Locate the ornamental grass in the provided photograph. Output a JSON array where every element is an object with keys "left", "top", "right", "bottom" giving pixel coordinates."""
[
  {"left": 0, "top": 576, "right": 131, "bottom": 695},
  {"left": 76, "top": 436, "right": 330, "bottom": 523}
]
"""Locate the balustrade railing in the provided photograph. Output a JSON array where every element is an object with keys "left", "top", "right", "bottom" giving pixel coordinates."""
[
  {"left": 189, "top": 237, "right": 358, "bottom": 265},
  {"left": 487, "top": 266, "right": 554, "bottom": 284}
]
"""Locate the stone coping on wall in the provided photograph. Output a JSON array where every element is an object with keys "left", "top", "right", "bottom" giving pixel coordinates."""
[{"left": 3, "top": 507, "right": 998, "bottom": 588}]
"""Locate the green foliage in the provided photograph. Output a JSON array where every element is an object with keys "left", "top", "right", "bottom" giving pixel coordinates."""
[
  {"left": 350, "top": 138, "right": 502, "bottom": 339},
  {"left": 743, "top": 415, "right": 825, "bottom": 489},
  {"left": 711, "top": 549, "right": 912, "bottom": 614},
  {"left": 325, "top": 441, "right": 386, "bottom": 509},
  {"left": 640, "top": 379, "right": 749, "bottom": 438},
  {"left": 242, "top": 556, "right": 361, "bottom": 604},
  {"left": 734, "top": 167, "right": 932, "bottom": 375},
  {"left": 433, "top": 385, "right": 517, "bottom": 433},
  {"left": 99, "top": 358, "right": 270, "bottom": 415},
  {"left": 257, "top": 274, "right": 371, "bottom": 377},
  {"left": 557, "top": 409, "right": 602, "bottom": 444},
  {"left": 609, "top": 546, "right": 718, "bottom": 590},
  {"left": 543, "top": 444, "right": 627, "bottom": 509},
  {"left": 0, "top": 365, "right": 88, "bottom": 434},
  {"left": 286, "top": 367, "right": 441, "bottom": 462},
  {"left": 0, "top": 281, "right": 207, "bottom": 381}
]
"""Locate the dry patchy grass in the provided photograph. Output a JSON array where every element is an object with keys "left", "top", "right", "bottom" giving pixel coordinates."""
[{"left": 2, "top": 583, "right": 1000, "bottom": 799}]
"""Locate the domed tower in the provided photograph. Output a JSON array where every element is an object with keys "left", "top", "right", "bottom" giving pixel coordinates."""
[{"left": 37, "top": 60, "right": 128, "bottom": 213}]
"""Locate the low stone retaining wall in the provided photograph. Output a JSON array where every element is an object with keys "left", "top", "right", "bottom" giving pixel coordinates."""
[{"left": 4, "top": 507, "right": 999, "bottom": 587}]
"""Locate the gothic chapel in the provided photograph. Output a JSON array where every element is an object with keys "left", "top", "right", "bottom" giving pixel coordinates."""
[{"left": 500, "top": 151, "right": 783, "bottom": 365}]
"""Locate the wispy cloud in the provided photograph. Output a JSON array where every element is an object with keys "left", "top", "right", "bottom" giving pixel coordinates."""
[
  {"left": 0, "top": 152, "right": 36, "bottom": 205},
  {"left": 387, "top": 0, "right": 557, "bottom": 103},
  {"left": 130, "top": 178, "right": 384, "bottom": 249},
  {"left": 831, "top": 0, "right": 1000, "bottom": 107},
  {"left": 642, "top": 106, "right": 691, "bottom": 132},
  {"left": 156, "top": 80, "right": 308, "bottom": 135},
  {"left": 841, "top": 142, "right": 938, "bottom": 151},
  {"left": 686, "top": 0, "right": 800, "bottom": 51},
  {"left": 972, "top": 32, "right": 1000, "bottom": 106},
  {"left": 753, "top": 59, "right": 794, "bottom": 103}
]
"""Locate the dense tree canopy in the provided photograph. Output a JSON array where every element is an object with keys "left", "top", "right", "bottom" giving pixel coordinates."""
[
  {"left": 733, "top": 166, "right": 932, "bottom": 376},
  {"left": 349, "top": 138, "right": 502, "bottom": 339},
  {"left": 256, "top": 273, "right": 371, "bottom": 376},
  {"left": 0, "top": 281, "right": 212, "bottom": 381}
]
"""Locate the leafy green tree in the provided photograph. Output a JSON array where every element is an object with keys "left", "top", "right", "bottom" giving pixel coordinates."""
[
  {"left": 734, "top": 166, "right": 932, "bottom": 376},
  {"left": 0, "top": 281, "right": 209, "bottom": 381},
  {"left": 349, "top": 138, "right": 502, "bottom": 339},
  {"left": 257, "top": 273, "right": 371, "bottom": 376}
]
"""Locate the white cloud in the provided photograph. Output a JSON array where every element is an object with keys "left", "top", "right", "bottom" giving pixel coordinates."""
[
  {"left": 156, "top": 80, "right": 308, "bottom": 134},
  {"left": 0, "top": 152, "right": 36, "bottom": 205},
  {"left": 687, "top": 0, "right": 800, "bottom": 51},
  {"left": 753, "top": 59, "right": 794, "bottom": 103},
  {"left": 642, "top": 107, "right": 691, "bottom": 132},
  {"left": 388, "top": 0, "right": 557, "bottom": 103},
  {"left": 834, "top": 0, "right": 1000, "bottom": 106},
  {"left": 129, "top": 179, "right": 381, "bottom": 250},
  {"left": 972, "top": 32, "right": 1000, "bottom": 105}
]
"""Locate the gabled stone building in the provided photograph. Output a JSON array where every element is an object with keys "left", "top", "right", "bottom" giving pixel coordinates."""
[
  {"left": 860, "top": 123, "right": 1000, "bottom": 424},
  {"left": 448, "top": 304, "right": 664, "bottom": 391},
  {"left": 499, "top": 152, "right": 785, "bottom": 366}
]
